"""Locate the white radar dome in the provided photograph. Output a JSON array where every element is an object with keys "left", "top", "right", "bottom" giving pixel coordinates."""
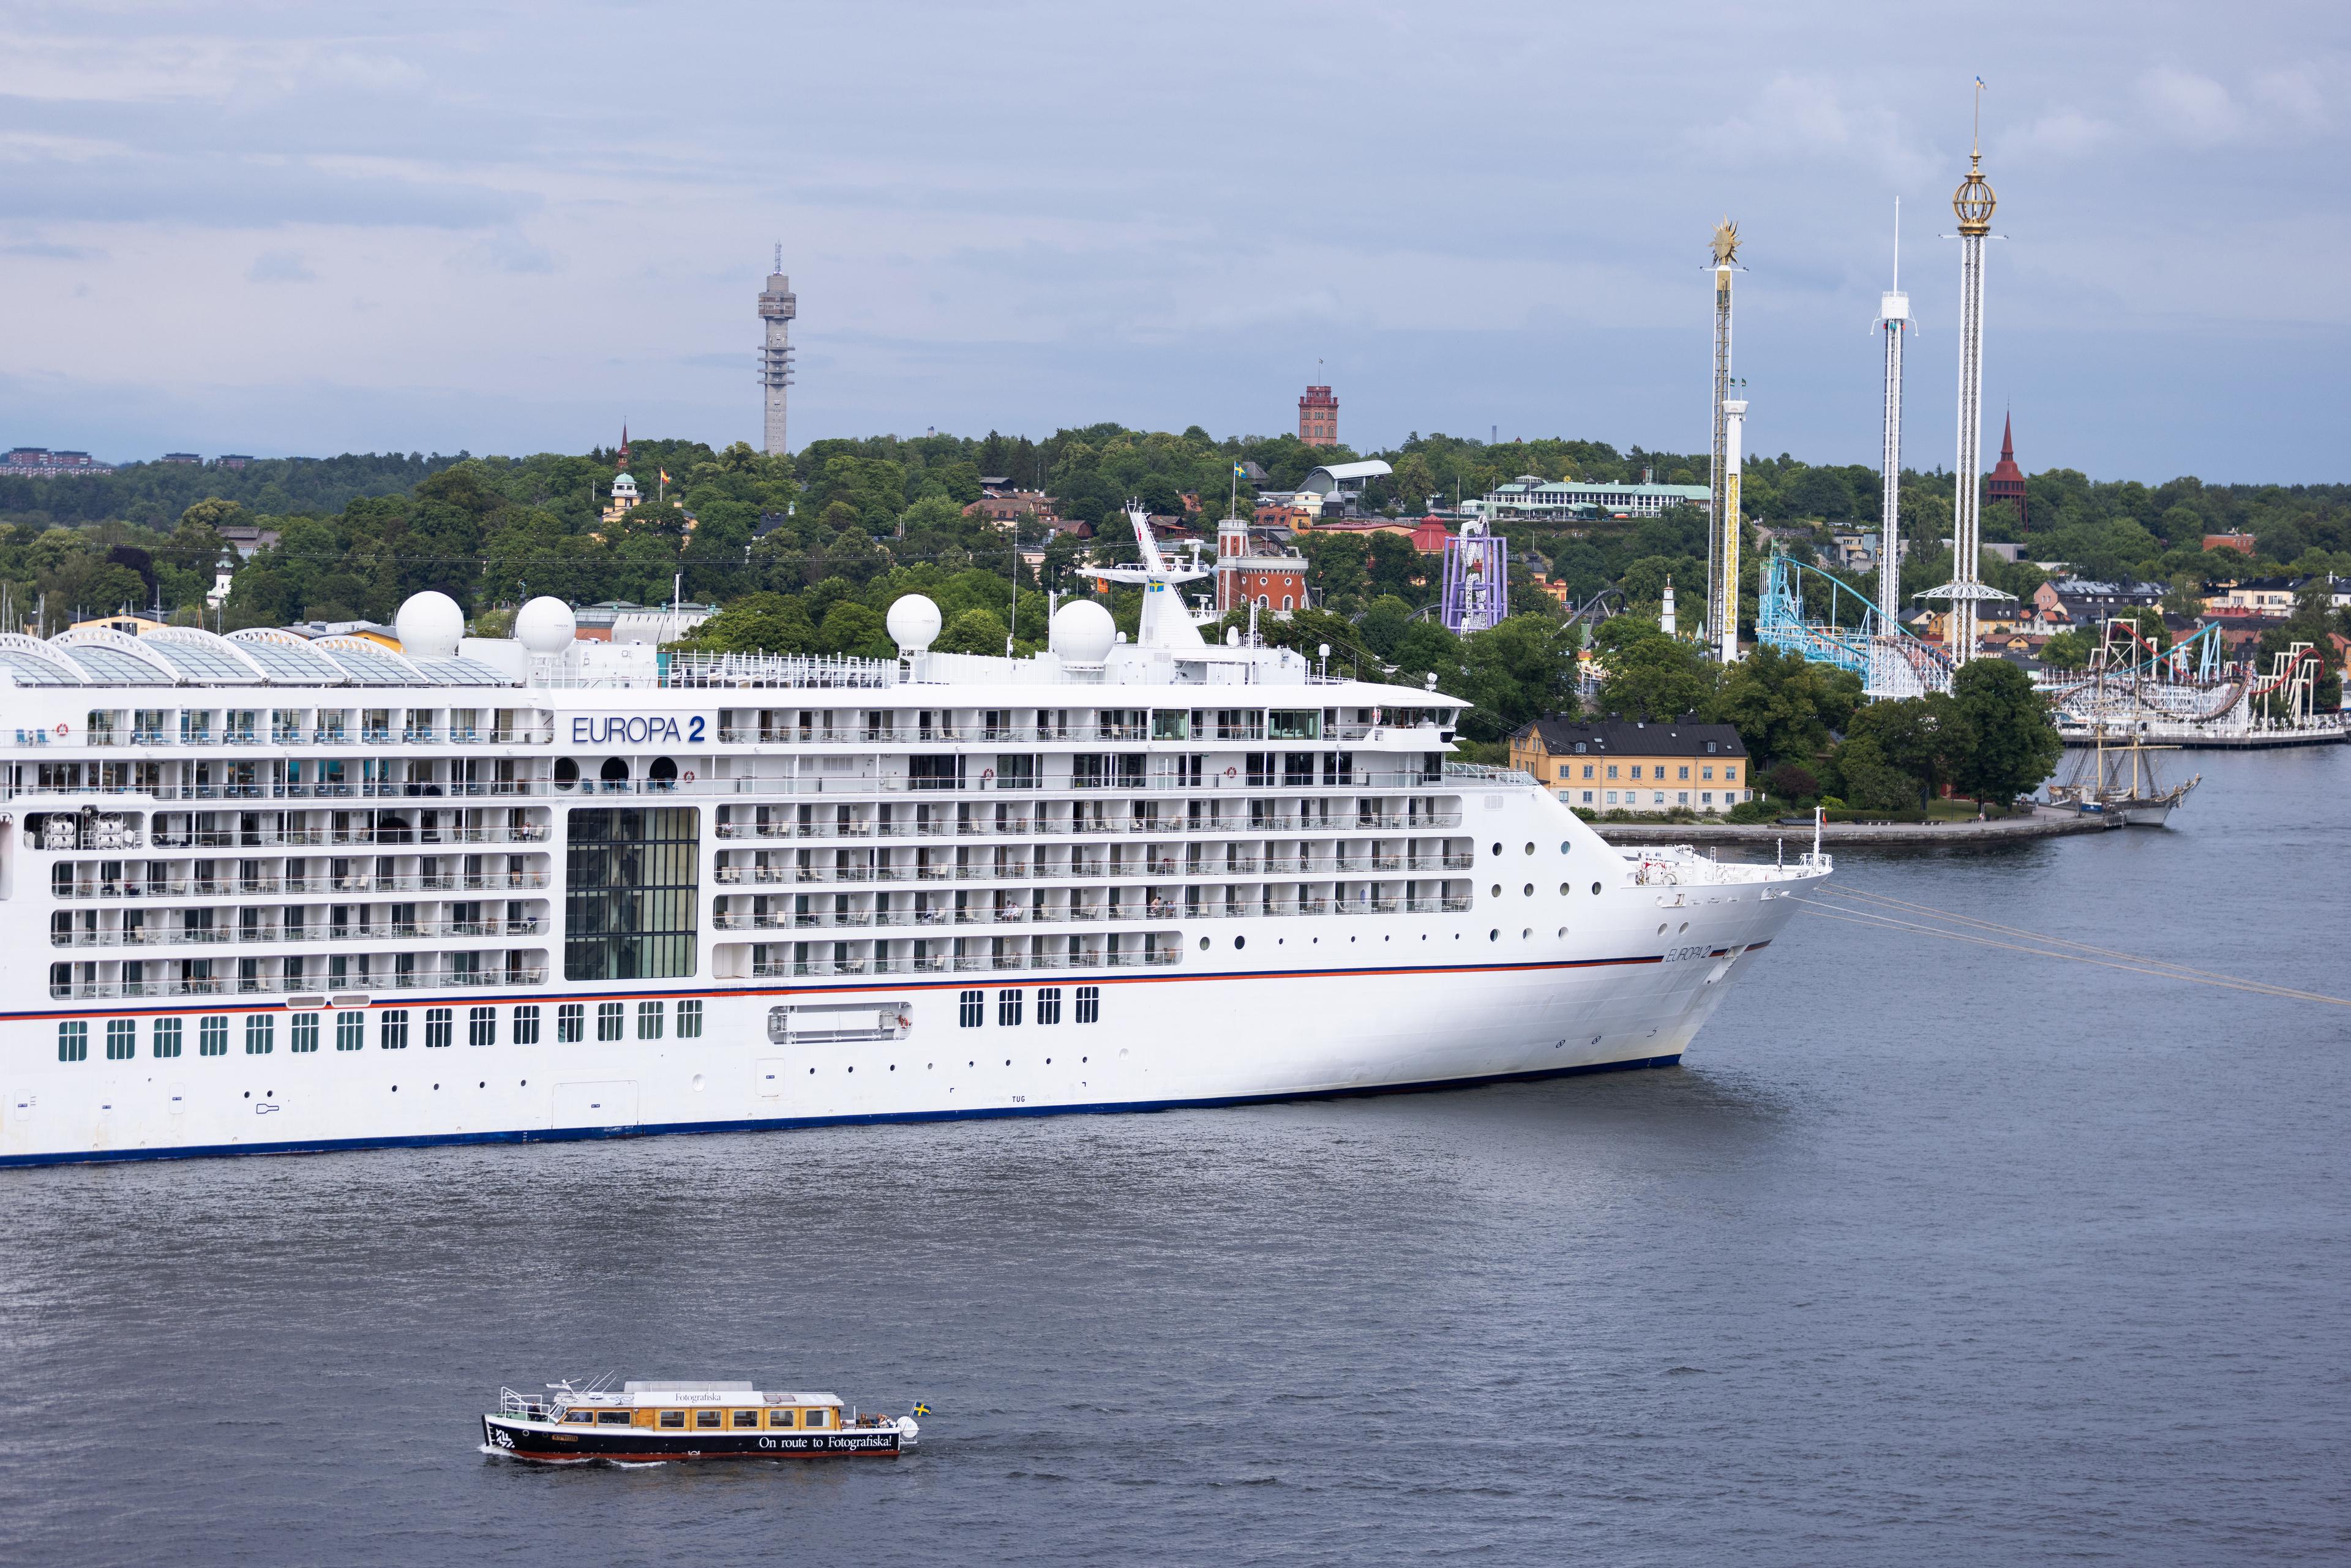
[
  {"left": 394, "top": 591, "right": 465, "bottom": 661},
  {"left": 886, "top": 594, "right": 943, "bottom": 655},
  {"left": 1051, "top": 598, "right": 1116, "bottom": 664},
  {"left": 514, "top": 596, "right": 577, "bottom": 655}
]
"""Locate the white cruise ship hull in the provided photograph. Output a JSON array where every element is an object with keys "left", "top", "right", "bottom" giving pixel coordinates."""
[{"left": 2, "top": 787, "right": 1813, "bottom": 1167}]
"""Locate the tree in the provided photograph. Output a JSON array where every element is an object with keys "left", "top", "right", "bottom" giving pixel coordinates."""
[
  {"left": 934, "top": 606, "right": 1010, "bottom": 655},
  {"left": 1359, "top": 595, "right": 1414, "bottom": 658},
  {"left": 1949, "top": 658, "right": 2063, "bottom": 801},
  {"left": 2039, "top": 628, "right": 2093, "bottom": 670},
  {"left": 1844, "top": 692, "right": 1974, "bottom": 803},
  {"left": 1456, "top": 615, "right": 1577, "bottom": 741},
  {"left": 1828, "top": 733, "right": 1919, "bottom": 812},
  {"left": 1594, "top": 617, "right": 1716, "bottom": 722},
  {"left": 1713, "top": 643, "right": 1860, "bottom": 771}
]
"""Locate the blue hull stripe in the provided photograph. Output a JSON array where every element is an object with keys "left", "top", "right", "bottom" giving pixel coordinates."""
[{"left": 0, "top": 1052, "right": 1684, "bottom": 1168}]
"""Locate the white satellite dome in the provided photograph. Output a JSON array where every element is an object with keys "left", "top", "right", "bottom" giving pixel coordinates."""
[
  {"left": 394, "top": 591, "right": 465, "bottom": 661},
  {"left": 886, "top": 594, "right": 943, "bottom": 655},
  {"left": 514, "top": 596, "right": 577, "bottom": 655},
  {"left": 1051, "top": 598, "right": 1116, "bottom": 664}
]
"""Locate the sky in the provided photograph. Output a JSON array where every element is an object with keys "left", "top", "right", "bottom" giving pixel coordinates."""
[{"left": 2, "top": 1, "right": 2346, "bottom": 483}]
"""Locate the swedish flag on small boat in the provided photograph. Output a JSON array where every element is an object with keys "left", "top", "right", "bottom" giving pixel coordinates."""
[{"left": 912, "top": 1403, "right": 931, "bottom": 1417}]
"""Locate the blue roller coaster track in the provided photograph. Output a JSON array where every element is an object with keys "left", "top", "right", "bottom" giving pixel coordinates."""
[{"left": 1755, "top": 550, "right": 1954, "bottom": 696}]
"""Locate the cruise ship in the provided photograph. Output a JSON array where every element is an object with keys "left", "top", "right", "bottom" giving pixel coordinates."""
[{"left": 0, "top": 517, "right": 1827, "bottom": 1166}]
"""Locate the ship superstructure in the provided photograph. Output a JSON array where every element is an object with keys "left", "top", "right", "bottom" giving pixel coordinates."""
[{"left": 0, "top": 518, "right": 1827, "bottom": 1165}]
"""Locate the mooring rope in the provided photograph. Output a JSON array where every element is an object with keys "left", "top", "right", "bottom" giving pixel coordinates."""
[{"left": 1798, "top": 888, "right": 2351, "bottom": 1008}]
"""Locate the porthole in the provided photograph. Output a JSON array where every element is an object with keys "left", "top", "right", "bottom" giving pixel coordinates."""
[
  {"left": 1523, "top": 842, "right": 1535, "bottom": 855},
  {"left": 1678, "top": 921, "right": 1689, "bottom": 932},
  {"left": 1491, "top": 842, "right": 1502, "bottom": 856},
  {"left": 1489, "top": 929, "right": 1499, "bottom": 940},
  {"left": 1556, "top": 926, "right": 1567, "bottom": 937},
  {"left": 1591, "top": 881, "right": 1602, "bottom": 895},
  {"left": 1491, "top": 884, "right": 1502, "bottom": 898},
  {"left": 1656, "top": 923, "right": 1667, "bottom": 935},
  {"left": 1559, "top": 841, "right": 1570, "bottom": 854},
  {"left": 1523, "top": 883, "right": 1534, "bottom": 896},
  {"left": 1234, "top": 935, "right": 1246, "bottom": 950},
  {"left": 1199, "top": 937, "right": 1210, "bottom": 950},
  {"left": 1559, "top": 882, "right": 1570, "bottom": 896},
  {"left": 1521, "top": 928, "right": 1531, "bottom": 939}
]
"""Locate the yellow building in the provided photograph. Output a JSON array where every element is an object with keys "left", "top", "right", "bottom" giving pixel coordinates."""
[{"left": 1507, "top": 715, "right": 1750, "bottom": 814}]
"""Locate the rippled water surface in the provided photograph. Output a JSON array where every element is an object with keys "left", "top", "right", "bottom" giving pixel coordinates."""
[{"left": 4, "top": 749, "right": 2347, "bottom": 1564}]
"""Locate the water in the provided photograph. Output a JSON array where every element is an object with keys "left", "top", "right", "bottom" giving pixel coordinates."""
[{"left": 4, "top": 748, "right": 2347, "bottom": 1564}]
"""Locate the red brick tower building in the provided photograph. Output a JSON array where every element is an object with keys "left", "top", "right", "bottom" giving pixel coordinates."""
[
  {"left": 1985, "top": 411, "right": 2027, "bottom": 531},
  {"left": 1298, "top": 384, "right": 1338, "bottom": 447}
]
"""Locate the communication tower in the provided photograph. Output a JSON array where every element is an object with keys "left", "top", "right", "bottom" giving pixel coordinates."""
[
  {"left": 1918, "top": 86, "right": 2014, "bottom": 664},
  {"left": 757, "top": 246, "right": 797, "bottom": 455}
]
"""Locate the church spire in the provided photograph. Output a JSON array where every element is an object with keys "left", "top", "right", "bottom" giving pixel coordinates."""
[{"left": 2000, "top": 410, "right": 2014, "bottom": 463}]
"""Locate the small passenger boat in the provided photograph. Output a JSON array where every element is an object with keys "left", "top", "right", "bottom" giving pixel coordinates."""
[{"left": 482, "top": 1379, "right": 922, "bottom": 1462}]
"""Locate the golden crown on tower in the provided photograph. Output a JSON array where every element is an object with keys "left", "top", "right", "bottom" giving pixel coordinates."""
[{"left": 1953, "top": 152, "right": 1996, "bottom": 236}]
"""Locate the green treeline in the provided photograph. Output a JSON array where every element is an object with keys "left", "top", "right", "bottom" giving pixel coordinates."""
[{"left": 1, "top": 423, "right": 2344, "bottom": 793}]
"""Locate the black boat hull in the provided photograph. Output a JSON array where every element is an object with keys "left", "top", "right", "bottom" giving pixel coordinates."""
[{"left": 484, "top": 1414, "right": 902, "bottom": 1461}]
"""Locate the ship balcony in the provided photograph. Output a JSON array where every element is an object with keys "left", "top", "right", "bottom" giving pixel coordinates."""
[
  {"left": 48, "top": 963, "right": 552, "bottom": 1000},
  {"left": 51, "top": 871, "right": 550, "bottom": 899},
  {"left": 51, "top": 916, "right": 544, "bottom": 949}
]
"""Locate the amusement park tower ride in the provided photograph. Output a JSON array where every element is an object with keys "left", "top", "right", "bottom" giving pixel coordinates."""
[
  {"left": 1873, "top": 203, "right": 1910, "bottom": 629},
  {"left": 1918, "top": 86, "right": 2013, "bottom": 664},
  {"left": 1707, "top": 219, "right": 1741, "bottom": 659}
]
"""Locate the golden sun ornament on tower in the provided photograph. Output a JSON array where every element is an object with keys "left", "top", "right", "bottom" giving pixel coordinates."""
[{"left": 1709, "top": 217, "right": 1740, "bottom": 268}]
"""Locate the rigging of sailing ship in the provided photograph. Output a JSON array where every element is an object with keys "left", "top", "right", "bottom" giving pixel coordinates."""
[{"left": 2048, "top": 722, "right": 2199, "bottom": 827}]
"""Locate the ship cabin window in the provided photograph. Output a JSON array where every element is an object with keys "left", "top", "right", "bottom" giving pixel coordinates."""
[
  {"left": 658, "top": 1410, "right": 685, "bottom": 1429},
  {"left": 1037, "top": 986, "right": 1062, "bottom": 1026},
  {"left": 424, "top": 1007, "right": 452, "bottom": 1049},
  {"left": 563, "top": 1410, "right": 594, "bottom": 1425},
  {"left": 997, "top": 988, "right": 1022, "bottom": 1026},
  {"left": 57, "top": 1020, "right": 87, "bottom": 1062},
  {"left": 379, "top": 1010, "right": 408, "bottom": 1050},
  {"left": 1076, "top": 985, "right": 1100, "bottom": 1024},
  {"left": 694, "top": 1409, "right": 722, "bottom": 1430},
  {"left": 768, "top": 1409, "right": 798, "bottom": 1428},
  {"left": 677, "top": 999, "right": 703, "bottom": 1038},
  {"left": 558, "top": 1003, "right": 584, "bottom": 1043},
  {"left": 290, "top": 1013, "right": 320, "bottom": 1054},
  {"left": 336, "top": 1013, "right": 364, "bottom": 1051},
  {"left": 200, "top": 1016, "right": 230, "bottom": 1057},
  {"left": 806, "top": 1409, "right": 830, "bottom": 1430},
  {"left": 107, "top": 1019, "right": 136, "bottom": 1060},
  {"left": 732, "top": 1409, "right": 760, "bottom": 1428},
  {"left": 597, "top": 1002, "right": 624, "bottom": 1041},
  {"left": 596, "top": 1411, "right": 631, "bottom": 1426},
  {"left": 154, "top": 1018, "right": 182, "bottom": 1059},
  {"left": 513, "top": 1005, "right": 541, "bottom": 1045},
  {"left": 637, "top": 999, "right": 664, "bottom": 1040},
  {"left": 959, "top": 989, "right": 983, "bottom": 1027}
]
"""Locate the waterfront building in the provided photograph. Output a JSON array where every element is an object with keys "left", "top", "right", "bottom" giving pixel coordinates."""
[
  {"left": 1216, "top": 513, "right": 1310, "bottom": 613},
  {"left": 1298, "top": 384, "right": 1338, "bottom": 447},
  {"left": 3, "top": 448, "right": 116, "bottom": 478},
  {"left": 1507, "top": 716, "right": 1750, "bottom": 814},
  {"left": 1488, "top": 477, "right": 1711, "bottom": 520},
  {"left": 964, "top": 491, "right": 1059, "bottom": 530}
]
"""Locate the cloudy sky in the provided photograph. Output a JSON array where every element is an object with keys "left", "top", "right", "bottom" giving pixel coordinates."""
[{"left": 3, "top": 1, "right": 2344, "bottom": 481}]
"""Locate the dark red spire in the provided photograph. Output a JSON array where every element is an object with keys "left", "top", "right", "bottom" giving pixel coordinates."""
[{"left": 1986, "top": 408, "right": 2027, "bottom": 532}]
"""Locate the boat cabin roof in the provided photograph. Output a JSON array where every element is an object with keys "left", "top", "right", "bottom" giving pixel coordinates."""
[{"left": 568, "top": 1382, "right": 841, "bottom": 1408}]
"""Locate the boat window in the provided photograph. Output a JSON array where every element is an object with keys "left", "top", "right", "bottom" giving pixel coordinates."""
[
  {"left": 806, "top": 1409, "right": 829, "bottom": 1429},
  {"left": 732, "top": 1409, "right": 759, "bottom": 1428},
  {"left": 596, "top": 1411, "right": 631, "bottom": 1426},
  {"left": 563, "top": 1410, "right": 594, "bottom": 1425},
  {"left": 596, "top": 1002, "right": 624, "bottom": 1041},
  {"left": 768, "top": 1409, "right": 798, "bottom": 1428},
  {"left": 694, "top": 1409, "right": 722, "bottom": 1429},
  {"left": 658, "top": 1409, "right": 685, "bottom": 1428}
]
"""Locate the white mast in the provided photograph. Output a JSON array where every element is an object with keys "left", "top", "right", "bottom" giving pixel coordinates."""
[{"left": 1706, "top": 218, "right": 1740, "bottom": 658}]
